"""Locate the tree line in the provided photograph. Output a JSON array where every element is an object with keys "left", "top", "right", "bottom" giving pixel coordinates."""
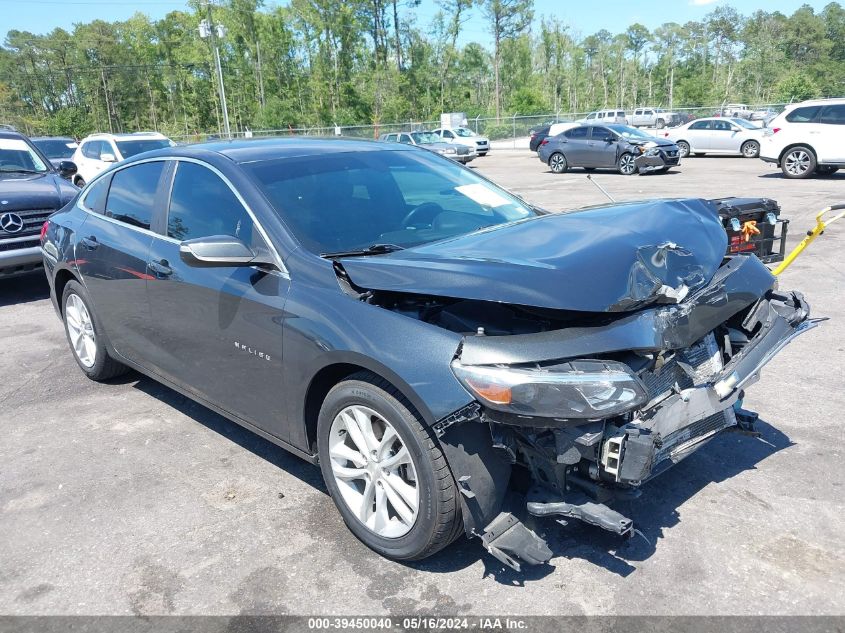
[{"left": 1, "top": 0, "right": 843, "bottom": 138}]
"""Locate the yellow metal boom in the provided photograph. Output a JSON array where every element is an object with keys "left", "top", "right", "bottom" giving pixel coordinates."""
[{"left": 772, "top": 203, "right": 845, "bottom": 276}]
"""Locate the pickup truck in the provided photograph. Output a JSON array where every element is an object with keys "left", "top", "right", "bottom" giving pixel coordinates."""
[{"left": 630, "top": 107, "right": 682, "bottom": 129}]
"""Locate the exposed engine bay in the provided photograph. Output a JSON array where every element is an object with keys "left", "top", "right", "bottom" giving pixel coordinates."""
[{"left": 334, "top": 199, "right": 818, "bottom": 571}]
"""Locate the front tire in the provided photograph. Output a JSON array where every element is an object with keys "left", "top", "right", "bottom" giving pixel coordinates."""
[
  {"left": 782, "top": 146, "right": 816, "bottom": 179},
  {"left": 618, "top": 152, "right": 637, "bottom": 175},
  {"left": 317, "top": 372, "right": 462, "bottom": 561},
  {"left": 741, "top": 140, "right": 760, "bottom": 158},
  {"left": 549, "top": 152, "right": 568, "bottom": 174},
  {"left": 62, "top": 280, "right": 129, "bottom": 381},
  {"left": 677, "top": 141, "right": 690, "bottom": 158}
]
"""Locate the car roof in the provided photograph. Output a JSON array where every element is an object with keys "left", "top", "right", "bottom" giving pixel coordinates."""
[
  {"left": 0, "top": 130, "right": 28, "bottom": 141},
  {"left": 31, "top": 136, "right": 76, "bottom": 141},
  {"left": 81, "top": 132, "right": 168, "bottom": 141},
  {"left": 124, "top": 136, "right": 410, "bottom": 165}
]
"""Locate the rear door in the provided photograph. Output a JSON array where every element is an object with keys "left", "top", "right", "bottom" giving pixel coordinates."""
[
  {"left": 560, "top": 126, "right": 591, "bottom": 166},
  {"left": 816, "top": 104, "right": 845, "bottom": 162},
  {"left": 144, "top": 159, "right": 292, "bottom": 439},
  {"left": 685, "top": 120, "right": 712, "bottom": 150},
  {"left": 74, "top": 160, "right": 169, "bottom": 363}
]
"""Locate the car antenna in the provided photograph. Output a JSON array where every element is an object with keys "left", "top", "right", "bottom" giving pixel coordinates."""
[{"left": 586, "top": 174, "right": 616, "bottom": 203}]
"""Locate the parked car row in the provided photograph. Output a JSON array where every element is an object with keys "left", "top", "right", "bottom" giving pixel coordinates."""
[
  {"left": 530, "top": 98, "right": 845, "bottom": 180},
  {"left": 378, "top": 131, "right": 476, "bottom": 164}
]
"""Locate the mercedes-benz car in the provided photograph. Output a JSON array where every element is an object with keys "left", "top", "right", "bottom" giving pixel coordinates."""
[
  {"left": 1, "top": 129, "right": 78, "bottom": 278},
  {"left": 42, "top": 138, "right": 815, "bottom": 570}
]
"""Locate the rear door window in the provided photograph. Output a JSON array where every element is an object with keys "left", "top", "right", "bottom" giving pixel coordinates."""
[
  {"left": 819, "top": 104, "right": 845, "bottom": 125},
  {"left": 82, "top": 176, "right": 110, "bottom": 213},
  {"left": 689, "top": 120, "right": 711, "bottom": 130},
  {"left": 564, "top": 127, "right": 589, "bottom": 139},
  {"left": 105, "top": 161, "right": 165, "bottom": 230}
]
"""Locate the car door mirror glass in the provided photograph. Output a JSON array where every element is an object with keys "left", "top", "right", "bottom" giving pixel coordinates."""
[
  {"left": 179, "top": 235, "right": 265, "bottom": 268},
  {"left": 58, "top": 160, "right": 77, "bottom": 178},
  {"left": 100, "top": 152, "right": 117, "bottom": 163}
]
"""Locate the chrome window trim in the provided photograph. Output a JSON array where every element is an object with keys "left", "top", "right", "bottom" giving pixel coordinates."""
[{"left": 77, "top": 155, "right": 288, "bottom": 276}]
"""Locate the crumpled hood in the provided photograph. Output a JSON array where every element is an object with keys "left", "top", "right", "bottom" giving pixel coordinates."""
[
  {"left": 0, "top": 173, "right": 77, "bottom": 211},
  {"left": 341, "top": 198, "right": 729, "bottom": 313}
]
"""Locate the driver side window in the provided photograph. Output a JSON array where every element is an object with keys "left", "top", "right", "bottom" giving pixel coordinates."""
[{"left": 167, "top": 161, "right": 257, "bottom": 245}]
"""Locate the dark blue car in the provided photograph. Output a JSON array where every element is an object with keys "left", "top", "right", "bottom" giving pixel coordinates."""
[{"left": 42, "top": 138, "right": 815, "bottom": 569}]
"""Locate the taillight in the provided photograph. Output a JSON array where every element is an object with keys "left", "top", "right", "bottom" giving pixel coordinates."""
[
  {"left": 540, "top": 139, "right": 549, "bottom": 146},
  {"left": 771, "top": 127, "right": 781, "bottom": 134},
  {"left": 40, "top": 221, "right": 49, "bottom": 243}
]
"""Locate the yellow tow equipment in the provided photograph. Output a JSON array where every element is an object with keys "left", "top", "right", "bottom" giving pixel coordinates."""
[{"left": 772, "top": 203, "right": 845, "bottom": 276}]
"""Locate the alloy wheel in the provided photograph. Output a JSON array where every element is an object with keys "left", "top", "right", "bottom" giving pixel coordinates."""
[
  {"left": 65, "top": 293, "right": 97, "bottom": 368},
  {"left": 549, "top": 153, "right": 566, "bottom": 173},
  {"left": 784, "top": 150, "right": 811, "bottom": 176},
  {"left": 677, "top": 141, "right": 690, "bottom": 158},
  {"left": 618, "top": 153, "right": 637, "bottom": 175},
  {"left": 328, "top": 404, "right": 419, "bottom": 538},
  {"left": 742, "top": 141, "right": 759, "bottom": 158}
]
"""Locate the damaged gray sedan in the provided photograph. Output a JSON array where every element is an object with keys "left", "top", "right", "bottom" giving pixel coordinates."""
[{"left": 44, "top": 139, "right": 816, "bottom": 571}]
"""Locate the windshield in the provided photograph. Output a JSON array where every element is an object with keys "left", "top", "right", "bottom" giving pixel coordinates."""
[
  {"left": 453, "top": 127, "right": 475, "bottom": 137},
  {"left": 115, "top": 138, "right": 172, "bottom": 158},
  {"left": 32, "top": 139, "right": 77, "bottom": 159},
  {"left": 607, "top": 125, "right": 655, "bottom": 140},
  {"left": 730, "top": 118, "right": 758, "bottom": 130},
  {"left": 0, "top": 138, "right": 49, "bottom": 173},
  {"left": 247, "top": 147, "right": 536, "bottom": 254},
  {"left": 411, "top": 132, "right": 440, "bottom": 144}
]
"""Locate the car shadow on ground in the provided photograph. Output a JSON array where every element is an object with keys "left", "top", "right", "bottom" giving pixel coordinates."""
[
  {"left": 0, "top": 273, "right": 50, "bottom": 307},
  {"left": 124, "top": 372, "right": 792, "bottom": 584},
  {"left": 758, "top": 171, "right": 844, "bottom": 180},
  {"left": 129, "top": 374, "right": 327, "bottom": 492}
]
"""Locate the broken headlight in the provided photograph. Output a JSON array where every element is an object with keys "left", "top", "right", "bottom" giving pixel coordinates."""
[{"left": 451, "top": 359, "right": 649, "bottom": 419}]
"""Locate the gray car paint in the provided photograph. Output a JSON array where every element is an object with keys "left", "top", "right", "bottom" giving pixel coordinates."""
[{"left": 42, "top": 138, "right": 813, "bottom": 554}]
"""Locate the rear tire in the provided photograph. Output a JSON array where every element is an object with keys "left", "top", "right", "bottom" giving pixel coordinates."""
[
  {"left": 741, "top": 140, "right": 760, "bottom": 158},
  {"left": 61, "top": 280, "right": 129, "bottom": 381},
  {"left": 781, "top": 146, "right": 816, "bottom": 179},
  {"left": 317, "top": 372, "right": 462, "bottom": 561},
  {"left": 549, "top": 152, "right": 568, "bottom": 174}
]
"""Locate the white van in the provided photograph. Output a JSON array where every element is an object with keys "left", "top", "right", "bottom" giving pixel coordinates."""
[{"left": 580, "top": 109, "right": 627, "bottom": 125}]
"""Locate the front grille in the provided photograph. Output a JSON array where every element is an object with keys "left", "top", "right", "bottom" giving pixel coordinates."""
[
  {"left": 665, "top": 150, "right": 678, "bottom": 157},
  {"left": 0, "top": 208, "right": 53, "bottom": 239},
  {"left": 640, "top": 333, "right": 722, "bottom": 400},
  {"left": 0, "top": 238, "right": 39, "bottom": 252},
  {"left": 476, "top": 140, "right": 487, "bottom": 146}
]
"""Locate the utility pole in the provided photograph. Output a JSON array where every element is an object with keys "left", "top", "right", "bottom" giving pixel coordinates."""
[{"left": 199, "top": 1, "right": 231, "bottom": 138}]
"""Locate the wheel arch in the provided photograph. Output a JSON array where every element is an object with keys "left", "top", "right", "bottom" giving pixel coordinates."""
[
  {"left": 302, "top": 354, "right": 442, "bottom": 455},
  {"left": 54, "top": 267, "right": 81, "bottom": 315},
  {"left": 779, "top": 142, "right": 816, "bottom": 164}
]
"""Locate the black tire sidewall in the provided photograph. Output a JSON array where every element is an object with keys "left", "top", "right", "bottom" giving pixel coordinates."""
[
  {"left": 742, "top": 141, "right": 760, "bottom": 158},
  {"left": 678, "top": 141, "right": 690, "bottom": 157},
  {"left": 618, "top": 153, "right": 637, "bottom": 175},
  {"left": 317, "top": 380, "right": 442, "bottom": 561},
  {"left": 782, "top": 146, "right": 816, "bottom": 179},
  {"left": 549, "top": 152, "right": 566, "bottom": 173},
  {"left": 61, "top": 280, "right": 112, "bottom": 379}
]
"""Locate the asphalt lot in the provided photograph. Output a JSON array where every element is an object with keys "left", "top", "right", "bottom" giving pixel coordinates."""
[{"left": 1, "top": 152, "right": 843, "bottom": 615}]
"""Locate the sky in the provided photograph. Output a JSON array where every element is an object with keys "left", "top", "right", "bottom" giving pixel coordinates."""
[{"left": 0, "top": 0, "right": 834, "bottom": 42}]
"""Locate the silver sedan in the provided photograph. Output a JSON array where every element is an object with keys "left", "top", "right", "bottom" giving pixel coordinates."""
[{"left": 661, "top": 117, "right": 764, "bottom": 158}]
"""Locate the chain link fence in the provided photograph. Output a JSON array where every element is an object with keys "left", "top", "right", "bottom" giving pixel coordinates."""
[{"left": 171, "top": 103, "right": 790, "bottom": 148}]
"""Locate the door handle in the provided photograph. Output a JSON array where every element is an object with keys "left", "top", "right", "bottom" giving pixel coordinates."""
[
  {"left": 148, "top": 258, "right": 173, "bottom": 278},
  {"left": 80, "top": 235, "right": 98, "bottom": 250}
]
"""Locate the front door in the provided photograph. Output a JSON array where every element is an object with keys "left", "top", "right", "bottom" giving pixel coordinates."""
[
  {"left": 587, "top": 126, "right": 618, "bottom": 167},
  {"left": 144, "top": 160, "right": 292, "bottom": 439},
  {"left": 74, "top": 160, "right": 168, "bottom": 364}
]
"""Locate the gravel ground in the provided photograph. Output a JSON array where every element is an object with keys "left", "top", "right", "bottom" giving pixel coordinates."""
[{"left": 1, "top": 152, "right": 843, "bottom": 616}]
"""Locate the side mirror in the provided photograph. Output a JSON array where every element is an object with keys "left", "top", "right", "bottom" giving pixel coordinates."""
[
  {"left": 180, "top": 235, "right": 269, "bottom": 268},
  {"left": 58, "top": 160, "right": 77, "bottom": 178},
  {"left": 604, "top": 136, "right": 616, "bottom": 143},
  {"left": 100, "top": 152, "right": 117, "bottom": 163}
]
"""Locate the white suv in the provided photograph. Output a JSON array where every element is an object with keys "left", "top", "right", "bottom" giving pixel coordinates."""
[
  {"left": 72, "top": 132, "right": 174, "bottom": 186},
  {"left": 760, "top": 98, "right": 845, "bottom": 179}
]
